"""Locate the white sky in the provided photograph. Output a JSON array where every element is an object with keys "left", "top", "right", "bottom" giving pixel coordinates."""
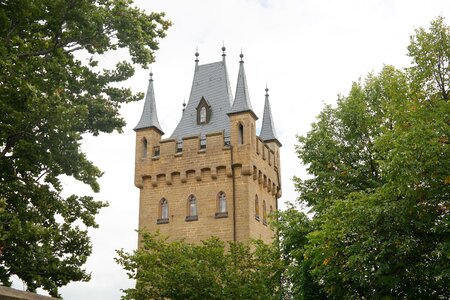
[{"left": 15, "top": 0, "right": 449, "bottom": 299}]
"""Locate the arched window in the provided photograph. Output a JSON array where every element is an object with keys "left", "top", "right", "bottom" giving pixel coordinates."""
[
  {"left": 161, "top": 198, "right": 169, "bottom": 219},
  {"left": 215, "top": 191, "right": 228, "bottom": 218},
  {"left": 200, "top": 106, "right": 207, "bottom": 123},
  {"left": 255, "top": 195, "right": 260, "bottom": 221},
  {"left": 157, "top": 198, "right": 169, "bottom": 224},
  {"left": 142, "top": 138, "right": 148, "bottom": 158},
  {"left": 269, "top": 205, "right": 273, "bottom": 216},
  {"left": 263, "top": 200, "right": 267, "bottom": 225},
  {"left": 238, "top": 123, "right": 244, "bottom": 144},
  {"left": 186, "top": 195, "right": 198, "bottom": 221},
  {"left": 196, "top": 97, "right": 210, "bottom": 124}
]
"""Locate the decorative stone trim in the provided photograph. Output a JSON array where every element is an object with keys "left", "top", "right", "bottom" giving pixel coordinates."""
[
  {"left": 215, "top": 212, "right": 228, "bottom": 219},
  {"left": 185, "top": 215, "right": 198, "bottom": 222},
  {"left": 157, "top": 218, "right": 169, "bottom": 224}
]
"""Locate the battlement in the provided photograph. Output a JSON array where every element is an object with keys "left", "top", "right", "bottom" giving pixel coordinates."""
[{"left": 134, "top": 130, "right": 281, "bottom": 199}]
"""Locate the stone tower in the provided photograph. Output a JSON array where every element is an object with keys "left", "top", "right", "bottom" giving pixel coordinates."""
[{"left": 134, "top": 48, "right": 282, "bottom": 244}]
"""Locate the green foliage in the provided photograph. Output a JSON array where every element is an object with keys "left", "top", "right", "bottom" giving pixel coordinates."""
[
  {"left": 0, "top": 0, "right": 170, "bottom": 296},
  {"left": 283, "top": 17, "right": 450, "bottom": 299},
  {"left": 116, "top": 232, "right": 284, "bottom": 300},
  {"left": 273, "top": 207, "right": 327, "bottom": 300}
]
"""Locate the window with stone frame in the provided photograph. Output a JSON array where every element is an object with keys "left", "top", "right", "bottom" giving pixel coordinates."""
[
  {"left": 215, "top": 191, "right": 228, "bottom": 218},
  {"left": 238, "top": 123, "right": 244, "bottom": 144},
  {"left": 157, "top": 198, "right": 169, "bottom": 224},
  {"left": 255, "top": 195, "right": 260, "bottom": 221},
  {"left": 186, "top": 194, "right": 198, "bottom": 221},
  {"left": 142, "top": 137, "right": 148, "bottom": 158},
  {"left": 262, "top": 200, "right": 267, "bottom": 225},
  {"left": 196, "top": 97, "right": 211, "bottom": 125}
]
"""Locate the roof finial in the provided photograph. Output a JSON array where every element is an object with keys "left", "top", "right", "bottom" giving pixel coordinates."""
[
  {"left": 265, "top": 83, "right": 269, "bottom": 96},
  {"left": 182, "top": 98, "right": 186, "bottom": 113},
  {"left": 221, "top": 42, "right": 226, "bottom": 61},
  {"left": 195, "top": 46, "right": 199, "bottom": 63},
  {"left": 239, "top": 49, "right": 244, "bottom": 63},
  {"left": 149, "top": 68, "right": 153, "bottom": 81}
]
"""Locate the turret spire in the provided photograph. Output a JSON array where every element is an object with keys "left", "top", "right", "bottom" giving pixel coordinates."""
[
  {"left": 134, "top": 71, "right": 164, "bottom": 134},
  {"left": 229, "top": 51, "right": 257, "bottom": 119},
  {"left": 259, "top": 86, "right": 281, "bottom": 146}
]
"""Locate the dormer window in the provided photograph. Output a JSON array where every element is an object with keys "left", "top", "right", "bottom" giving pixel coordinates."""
[
  {"left": 200, "top": 107, "right": 206, "bottom": 123},
  {"left": 196, "top": 97, "right": 211, "bottom": 125}
]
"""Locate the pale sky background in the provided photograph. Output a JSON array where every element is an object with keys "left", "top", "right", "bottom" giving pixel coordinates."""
[{"left": 12, "top": 0, "right": 449, "bottom": 299}]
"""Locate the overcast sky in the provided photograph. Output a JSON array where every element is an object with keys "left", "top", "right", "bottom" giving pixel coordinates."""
[{"left": 14, "top": 0, "right": 449, "bottom": 299}]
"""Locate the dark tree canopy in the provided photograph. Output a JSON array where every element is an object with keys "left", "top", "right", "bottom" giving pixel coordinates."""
[
  {"left": 276, "top": 16, "right": 450, "bottom": 299},
  {"left": 0, "top": 0, "right": 170, "bottom": 296}
]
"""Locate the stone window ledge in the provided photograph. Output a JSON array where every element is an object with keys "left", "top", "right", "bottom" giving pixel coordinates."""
[
  {"left": 215, "top": 212, "right": 228, "bottom": 219},
  {"left": 185, "top": 215, "right": 198, "bottom": 222},
  {"left": 157, "top": 218, "right": 169, "bottom": 224}
]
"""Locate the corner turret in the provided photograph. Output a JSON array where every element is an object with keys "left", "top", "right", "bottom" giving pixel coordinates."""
[
  {"left": 134, "top": 72, "right": 164, "bottom": 188},
  {"left": 228, "top": 53, "right": 257, "bottom": 147}
]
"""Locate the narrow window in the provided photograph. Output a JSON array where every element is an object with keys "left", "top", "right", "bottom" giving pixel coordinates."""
[
  {"left": 153, "top": 146, "right": 160, "bottom": 157},
  {"left": 219, "top": 192, "right": 227, "bottom": 212},
  {"left": 215, "top": 191, "right": 228, "bottom": 218},
  {"left": 161, "top": 199, "right": 169, "bottom": 219},
  {"left": 142, "top": 138, "right": 148, "bottom": 158},
  {"left": 186, "top": 195, "right": 198, "bottom": 221},
  {"left": 270, "top": 205, "right": 273, "bottom": 216},
  {"left": 263, "top": 200, "right": 267, "bottom": 225},
  {"left": 200, "top": 106, "right": 207, "bottom": 123},
  {"left": 255, "top": 195, "right": 260, "bottom": 221},
  {"left": 238, "top": 124, "right": 244, "bottom": 144},
  {"left": 157, "top": 198, "right": 169, "bottom": 224}
]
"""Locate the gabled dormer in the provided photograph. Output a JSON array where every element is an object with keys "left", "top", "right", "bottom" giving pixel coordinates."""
[{"left": 196, "top": 97, "right": 211, "bottom": 125}]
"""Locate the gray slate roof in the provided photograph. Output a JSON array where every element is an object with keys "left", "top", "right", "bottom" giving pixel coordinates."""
[
  {"left": 229, "top": 60, "right": 256, "bottom": 117},
  {"left": 134, "top": 75, "right": 164, "bottom": 134},
  {"left": 170, "top": 60, "right": 233, "bottom": 139},
  {"left": 259, "top": 89, "right": 281, "bottom": 145}
]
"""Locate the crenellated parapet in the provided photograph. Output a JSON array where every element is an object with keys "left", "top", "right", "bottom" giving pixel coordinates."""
[{"left": 134, "top": 130, "right": 281, "bottom": 198}]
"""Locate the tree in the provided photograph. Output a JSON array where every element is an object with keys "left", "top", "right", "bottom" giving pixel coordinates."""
[
  {"left": 116, "top": 232, "right": 284, "bottom": 300},
  {"left": 289, "top": 17, "right": 449, "bottom": 299},
  {"left": 0, "top": 0, "right": 171, "bottom": 296},
  {"left": 273, "top": 206, "right": 327, "bottom": 300}
]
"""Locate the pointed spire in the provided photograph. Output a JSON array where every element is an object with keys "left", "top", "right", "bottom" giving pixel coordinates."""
[
  {"left": 260, "top": 86, "right": 281, "bottom": 146},
  {"left": 134, "top": 71, "right": 164, "bottom": 134},
  {"left": 229, "top": 51, "right": 257, "bottom": 119}
]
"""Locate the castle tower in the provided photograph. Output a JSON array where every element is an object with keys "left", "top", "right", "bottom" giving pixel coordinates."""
[{"left": 134, "top": 48, "right": 282, "bottom": 244}]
